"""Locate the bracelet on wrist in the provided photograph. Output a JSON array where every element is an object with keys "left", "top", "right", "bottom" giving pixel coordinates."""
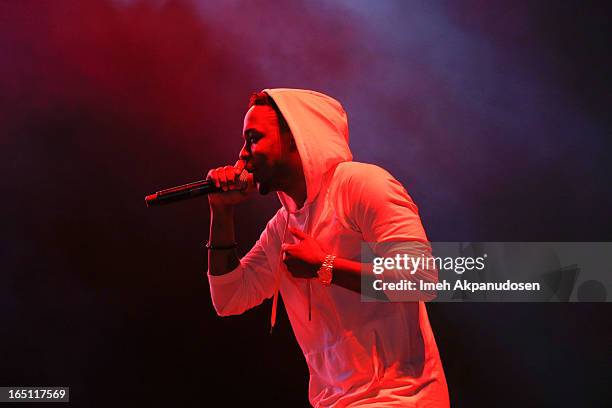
[{"left": 317, "top": 254, "right": 335, "bottom": 287}]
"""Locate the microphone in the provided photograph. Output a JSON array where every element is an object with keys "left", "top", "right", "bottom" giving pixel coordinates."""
[{"left": 145, "top": 170, "right": 252, "bottom": 207}]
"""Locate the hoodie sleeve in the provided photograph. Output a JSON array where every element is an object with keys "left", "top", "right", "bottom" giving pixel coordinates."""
[
  {"left": 207, "top": 210, "right": 284, "bottom": 316},
  {"left": 338, "top": 163, "right": 428, "bottom": 245},
  {"left": 336, "top": 163, "right": 438, "bottom": 300}
]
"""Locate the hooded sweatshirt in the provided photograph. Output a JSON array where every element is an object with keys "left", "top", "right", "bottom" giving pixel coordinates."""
[{"left": 208, "top": 89, "right": 449, "bottom": 407}]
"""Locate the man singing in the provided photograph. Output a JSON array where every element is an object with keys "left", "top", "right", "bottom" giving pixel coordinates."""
[{"left": 206, "top": 89, "right": 449, "bottom": 407}]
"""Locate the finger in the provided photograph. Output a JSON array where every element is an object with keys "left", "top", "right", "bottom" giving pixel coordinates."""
[
  {"left": 224, "top": 166, "right": 236, "bottom": 190},
  {"left": 207, "top": 168, "right": 220, "bottom": 188},
  {"left": 234, "top": 160, "right": 245, "bottom": 175},
  {"left": 218, "top": 167, "right": 228, "bottom": 190},
  {"left": 283, "top": 244, "right": 301, "bottom": 258},
  {"left": 288, "top": 227, "right": 308, "bottom": 240},
  {"left": 281, "top": 243, "right": 295, "bottom": 253}
]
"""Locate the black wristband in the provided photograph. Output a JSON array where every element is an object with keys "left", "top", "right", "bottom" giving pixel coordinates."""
[{"left": 205, "top": 241, "right": 238, "bottom": 250}]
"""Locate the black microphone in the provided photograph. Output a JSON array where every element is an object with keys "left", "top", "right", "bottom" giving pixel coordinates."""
[{"left": 145, "top": 171, "right": 252, "bottom": 207}]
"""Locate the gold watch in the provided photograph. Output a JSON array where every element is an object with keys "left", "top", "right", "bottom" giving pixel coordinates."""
[{"left": 317, "top": 254, "right": 335, "bottom": 287}]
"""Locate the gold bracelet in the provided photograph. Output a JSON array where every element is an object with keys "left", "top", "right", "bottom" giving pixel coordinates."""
[{"left": 317, "top": 254, "right": 335, "bottom": 286}]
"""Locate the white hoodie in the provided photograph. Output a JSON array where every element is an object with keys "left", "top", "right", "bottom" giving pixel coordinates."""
[{"left": 208, "top": 89, "right": 449, "bottom": 407}]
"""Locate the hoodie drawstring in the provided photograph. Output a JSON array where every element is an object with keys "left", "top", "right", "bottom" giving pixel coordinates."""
[
  {"left": 270, "top": 216, "right": 289, "bottom": 333},
  {"left": 271, "top": 210, "right": 313, "bottom": 333}
]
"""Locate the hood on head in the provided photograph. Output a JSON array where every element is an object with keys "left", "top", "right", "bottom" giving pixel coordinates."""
[{"left": 263, "top": 88, "right": 353, "bottom": 212}]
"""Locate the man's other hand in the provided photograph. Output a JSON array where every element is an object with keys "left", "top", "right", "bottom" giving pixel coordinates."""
[{"left": 282, "top": 227, "right": 327, "bottom": 279}]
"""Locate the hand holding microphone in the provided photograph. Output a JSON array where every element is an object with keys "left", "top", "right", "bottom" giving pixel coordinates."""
[
  {"left": 144, "top": 160, "right": 254, "bottom": 207},
  {"left": 207, "top": 160, "right": 255, "bottom": 208}
]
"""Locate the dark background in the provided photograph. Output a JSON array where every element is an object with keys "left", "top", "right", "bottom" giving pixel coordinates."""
[{"left": 1, "top": 1, "right": 610, "bottom": 406}]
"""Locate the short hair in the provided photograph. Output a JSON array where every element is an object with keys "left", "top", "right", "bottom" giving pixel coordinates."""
[{"left": 248, "top": 91, "right": 291, "bottom": 135}]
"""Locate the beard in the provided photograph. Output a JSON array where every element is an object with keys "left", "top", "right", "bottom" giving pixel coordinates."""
[{"left": 253, "top": 173, "right": 271, "bottom": 195}]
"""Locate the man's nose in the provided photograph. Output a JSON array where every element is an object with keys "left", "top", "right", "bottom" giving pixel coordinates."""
[{"left": 239, "top": 144, "right": 250, "bottom": 161}]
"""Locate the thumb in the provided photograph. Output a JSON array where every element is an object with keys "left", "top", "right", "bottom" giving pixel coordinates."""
[{"left": 288, "top": 227, "right": 308, "bottom": 240}]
